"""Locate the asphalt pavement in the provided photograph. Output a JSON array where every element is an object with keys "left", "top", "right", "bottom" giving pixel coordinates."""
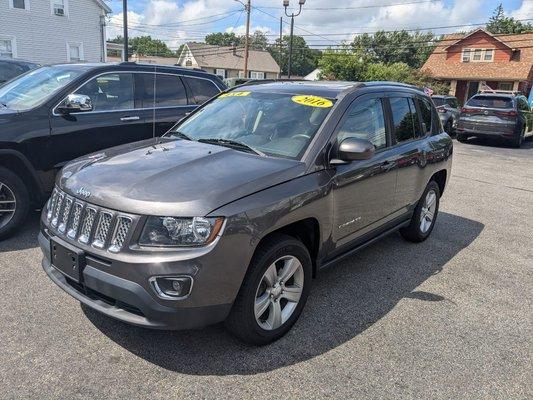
[{"left": 0, "top": 138, "right": 531, "bottom": 399}]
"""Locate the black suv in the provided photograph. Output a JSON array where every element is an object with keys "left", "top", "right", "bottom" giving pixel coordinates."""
[
  {"left": 40, "top": 81, "right": 453, "bottom": 344},
  {"left": 0, "top": 63, "right": 225, "bottom": 238}
]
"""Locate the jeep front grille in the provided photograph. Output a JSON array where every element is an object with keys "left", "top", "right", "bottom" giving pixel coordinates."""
[{"left": 46, "top": 187, "right": 134, "bottom": 253}]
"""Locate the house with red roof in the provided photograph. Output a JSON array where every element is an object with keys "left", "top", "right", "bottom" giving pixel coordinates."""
[{"left": 422, "top": 29, "right": 533, "bottom": 104}]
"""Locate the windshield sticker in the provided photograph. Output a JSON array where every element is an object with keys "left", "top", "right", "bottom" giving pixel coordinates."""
[
  {"left": 292, "top": 95, "right": 333, "bottom": 108},
  {"left": 219, "top": 91, "right": 252, "bottom": 98}
]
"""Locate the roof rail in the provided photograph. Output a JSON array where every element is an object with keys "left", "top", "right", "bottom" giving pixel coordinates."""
[
  {"left": 238, "top": 78, "right": 307, "bottom": 86},
  {"left": 478, "top": 89, "right": 521, "bottom": 95}
]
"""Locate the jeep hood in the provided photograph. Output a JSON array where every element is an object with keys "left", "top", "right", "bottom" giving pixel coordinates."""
[{"left": 59, "top": 138, "right": 306, "bottom": 216}]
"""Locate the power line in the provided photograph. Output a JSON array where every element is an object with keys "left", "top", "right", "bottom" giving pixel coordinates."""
[{"left": 257, "top": 0, "right": 436, "bottom": 11}]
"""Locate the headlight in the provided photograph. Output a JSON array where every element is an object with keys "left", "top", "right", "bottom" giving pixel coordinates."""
[{"left": 139, "top": 216, "right": 224, "bottom": 247}]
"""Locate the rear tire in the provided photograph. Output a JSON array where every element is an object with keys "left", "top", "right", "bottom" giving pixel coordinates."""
[
  {"left": 511, "top": 128, "right": 525, "bottom": 148},
  {"left": 0, "top": 167, "right": 30, "bottom": 240},
  {"left": 445, "top": 120, "right": 454, "bottom": 137},
  {"left": 400, "top": 181, "right": 440, "bottom": 243},
  {"left": 225, "top": 234, "right": 312, "bottom": 345}
]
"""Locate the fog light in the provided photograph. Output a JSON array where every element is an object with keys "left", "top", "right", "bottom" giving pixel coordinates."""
[{"left": 149, "top": 276, "right": 193, "bottom": 299}]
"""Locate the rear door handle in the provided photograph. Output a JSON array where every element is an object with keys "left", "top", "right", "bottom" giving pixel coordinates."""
[{"left": 120, "top": 116, "right": 140, "bottom": 122}]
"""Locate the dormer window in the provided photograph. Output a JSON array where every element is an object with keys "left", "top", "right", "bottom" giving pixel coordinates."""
[{"left": 461, "top": 48, "right": 494, "bottom": 62}]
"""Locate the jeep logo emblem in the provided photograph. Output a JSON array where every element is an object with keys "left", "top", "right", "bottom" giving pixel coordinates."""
[{"left": 76, "top": 187, "right": 91, "bottom": 198}]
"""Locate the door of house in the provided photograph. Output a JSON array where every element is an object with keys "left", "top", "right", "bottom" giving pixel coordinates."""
[{"left": 466, "top": 81, "right": 479, "bottom": 102}]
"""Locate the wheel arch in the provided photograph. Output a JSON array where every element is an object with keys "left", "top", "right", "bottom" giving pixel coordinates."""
[
  {"left": 430, "top": 169, "right": 447, "bottom": 196},
  {"left": 254, "top": 218, "right": 321, "bottom": 278},
  {"left": 0, "top": 150, "right": 44, "bottom": 203}
]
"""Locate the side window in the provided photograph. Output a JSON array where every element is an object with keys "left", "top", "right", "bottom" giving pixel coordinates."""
[
  {"left": 418, "top": 98, "right": 433, "bottom": 136},
  {"left": 183, "top": 76, "right": 219, "bottom": 104},
  {"left": 139, "top": 73, "right": 187, "bottom": 108},
  {"left": 389, "top": 97, "right": 418, "bottom": 143},
  {"left": 75, "top": 73, "right": 134, "bottom": 111},
  {"left": 337, "top": 97, "right": 387, "bottom": 150}
]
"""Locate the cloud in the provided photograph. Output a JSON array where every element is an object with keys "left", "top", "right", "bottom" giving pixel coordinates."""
[{"left": 510, "top": 1, "right": 533, "bottom": 20}]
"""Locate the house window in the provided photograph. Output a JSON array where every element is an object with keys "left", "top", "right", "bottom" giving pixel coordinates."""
[
  {"left": 483, "top": 49, "right": 494, "bottom": 61},
  {"left": 498, "top": 82, "right": 513, "bottom": 91},
  {"left": 250, "top": 71, "right": 265, "bottom": 80},
  {"left": 67, "top": 43, "right": 83, "bottom": 62},
  {"left": 11, "top": 0, "right": 29, "bottom": 9},
  {"left": 185, "top": 60, "right": 192, "bottom": 67},
  {"left": 52, "top": 0, "right": 66, "bottom": 16},
  {"left": 215, "top": 68, "right": 226, "bottom": 79},
  {"left": 0, "top": 38, "right": 15, "bottom": 58},
  {"left": 462, "top": 48, "right": 495, "bottom": 62},
  {"left": 238, "top": 71, "right": 245, "bottom": 78}
]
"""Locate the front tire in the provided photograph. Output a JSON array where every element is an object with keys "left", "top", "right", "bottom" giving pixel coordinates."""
[
  {"left": 0, "top": 167, "right": 30, "bottom": 240},
  {"left": 225, "top": 234, "right": 312, "bottom": 345},
  {"left": 400, "top": 181, "right": 440, "bottom": 243}
]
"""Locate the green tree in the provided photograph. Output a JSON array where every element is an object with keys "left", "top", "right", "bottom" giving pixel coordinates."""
[
  {"left": 351, "top": 30, "right": 436, "bottom": 69},
  {"left": 318, "top": 47, "right": 370, "bottom": 81},
  {"left": 268, "top": 35, "right": 320, "bottom": 76},
  {"left": 108, "top": 35, "right": 174, "bottom": 57},
  {"left": 248, "top": 31, "right": 269, "bottom": 51},
  {"left": 205, "top": 32, "right": 240, "bottom": 46},
  {"left": 486, "top": 3, "right": 533, "bottom": 34}
]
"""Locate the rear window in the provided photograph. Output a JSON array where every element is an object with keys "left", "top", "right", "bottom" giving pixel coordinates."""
[
  {"left": 467, "top": 96, "right": 513, "bottom": 109},
  {"left": 432, "top": 97, "right": 446, "bottom": 107},
  {"left": 183, "top": 76, "right": 219, "bottom": 104}
]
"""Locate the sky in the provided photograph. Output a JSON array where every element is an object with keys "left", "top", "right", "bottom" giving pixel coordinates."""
[{"left": 104, "top": 0, "right": 533, "bottom": 50}]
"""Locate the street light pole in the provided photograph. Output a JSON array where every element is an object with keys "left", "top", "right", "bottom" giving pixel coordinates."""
[
  {"left": 123, "top": 0, "right": 128, "bottom": 62},
  {"left": 283, "top": 0, "right": 305, "bottom": 79}
]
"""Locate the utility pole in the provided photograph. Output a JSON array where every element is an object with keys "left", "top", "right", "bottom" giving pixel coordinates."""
[
  {"left": 279, "top": 17, "right": 283, "bottom": 77},
  {"left": 123, "top": 0, "right": 128, "bottom": 61},
  {"left": 283, "top": 0, "right": 305, "bottom": 79},
  {"left": 243, "top": 0, "right": 251, "bottom": 78}
]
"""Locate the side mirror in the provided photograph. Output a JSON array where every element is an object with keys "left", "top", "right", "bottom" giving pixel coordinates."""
[
  {"left": 334, "top": 137, "right": 375, "bottom": 162},
  {"left": 57, "top": 94, "right": 93, "bottom": 114}
]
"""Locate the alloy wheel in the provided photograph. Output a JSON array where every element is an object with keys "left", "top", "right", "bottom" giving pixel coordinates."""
[
  {"left": 254, "top": 255, "right": 304, "bottom": 331},
  {"left": 0, "top": 182, "right": 16, "bottom": 230},
  {"left": 420, "top": 189, "right": 437, "bottom": 234}
]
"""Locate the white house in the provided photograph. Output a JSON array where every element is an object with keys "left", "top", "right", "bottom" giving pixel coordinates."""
[{"left": 0, "top": 0, "right": 111, "bottom": 64}]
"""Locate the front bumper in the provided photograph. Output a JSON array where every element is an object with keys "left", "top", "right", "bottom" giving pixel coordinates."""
[{"left": 39, "top": 229, "right": 234, "bottom": 330}]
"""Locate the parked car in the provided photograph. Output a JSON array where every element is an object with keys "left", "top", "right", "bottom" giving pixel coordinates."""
[
  {"left": 39, "top": 81, "right": 452, "bottom": 344},
  {"left": 0, "top": 62, "right": 225, "bottom": 239},
  {"left": 0, "top": 58, "right": 38, "bottom": 85},
  {"left": 431, "top": 95, "right": 460, "bottom": 135},
  {"left": 457, "top": 92, "right": 533, "bottom": 147}
]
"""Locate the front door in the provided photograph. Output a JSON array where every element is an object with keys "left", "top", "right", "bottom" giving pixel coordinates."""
[
  {"left": 466, "top": 81, "right": 479, "bottom": 103},
  {"left": 49, "top": 72, "right": 147, "bottom": 168},
  {"left": 331, "top": 94, "right": 398, "bottom": 250}
]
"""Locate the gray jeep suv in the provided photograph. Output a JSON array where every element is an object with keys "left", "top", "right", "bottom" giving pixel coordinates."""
[{"left": 40, "top": 81, "right": 453, "bottom": 345}]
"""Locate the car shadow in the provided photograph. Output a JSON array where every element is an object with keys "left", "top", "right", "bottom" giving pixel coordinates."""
[
  {"left": 460, "top": 135, "right": 533, "bottom": 149},
  {"left": 83, "top": 212, "right": 484, "bottom": 376},
  {"left": 0, "top": 211, "right": 41, "bottom": 252}
]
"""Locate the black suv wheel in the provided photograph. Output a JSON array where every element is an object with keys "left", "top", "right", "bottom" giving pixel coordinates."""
[
  {"left": 225, "top": 234, "right": 312, "bottom": 345},
  {"left": 400, "top": 181, "right": 441, "bottom": 243},
  {"left": 0, "top": 167, "right": 30, "bottom": 240}
]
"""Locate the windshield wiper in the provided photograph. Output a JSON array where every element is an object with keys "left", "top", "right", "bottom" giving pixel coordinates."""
[
  {"left": 198, "top": 138, "right": 265, "bottom": 156},
  {"left": 168, "top": 131, "right": 193, "bottom": 141}
]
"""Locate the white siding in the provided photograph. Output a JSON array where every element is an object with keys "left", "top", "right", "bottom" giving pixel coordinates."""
[{"left": 0, "top": 0, "right": 107, "bottom": 64}]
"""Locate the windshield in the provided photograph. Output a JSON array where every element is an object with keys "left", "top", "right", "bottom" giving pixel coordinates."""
[
  {"left": 167, "top": 90, "right": 335, "bottom": 159},
  {"left": 0, "top": 65, "right": 88, "bottom": 110},
  {"left": 467, "top": 96, "right": 513, "bottom": 109}
]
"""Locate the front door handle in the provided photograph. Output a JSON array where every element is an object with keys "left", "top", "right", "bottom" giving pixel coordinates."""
[{"left": 120, "top": 116, "right": 140, "bottom": 122}]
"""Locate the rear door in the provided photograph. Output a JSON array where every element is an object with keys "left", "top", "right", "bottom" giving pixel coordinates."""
[
  {"left": 182, "top": 76, "right": 221, "bottom": 105},
  {"left": 331, "top": 93, "right": 398, "bottom": 249},
  {"left": 49, "top": 72, "right": 146, "bottom": 168},
  {"left": 135, "top": 72, "right": 196, "bottom": 137},
  {"left": 387, "top": 95, "right": 428, "bottom": 209}
]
